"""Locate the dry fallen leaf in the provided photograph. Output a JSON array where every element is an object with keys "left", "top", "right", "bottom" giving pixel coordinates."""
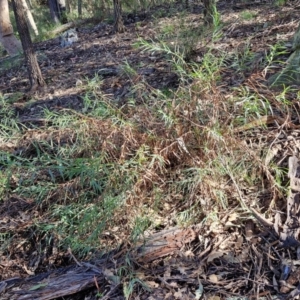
[
  {"left": 145, "top": 281, "right": 159, "bottom": 288},
  {"left": 209, "top": 274, "right": 219, "bottom": 284},
  {"left": 184, "top": 249, "right": 194, "bottom": 257},
  {"left": 209, "top": 221, "right": 222, "bottom": 234},
  {"left": 174, "top": 290, "right": 183, "bottom": 299},
  {"left": 178, "top": 266, "right": 187, "bottom": 275},
  {"left": 235, "top": 236, "right": 243, "bottom": 249},
  {"left": 207, "top": 250, "right": 224, "bottom": 262},
  {"left": 169, "top": 281, "right": 178, "bottom": 288},
  {"left": 228, "top": 212, "right": 238, "bottom": 222}
]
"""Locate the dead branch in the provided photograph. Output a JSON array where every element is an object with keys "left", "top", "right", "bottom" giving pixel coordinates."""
[
  {"left": 50, "top": 19, "right": 92, "bottom": 36},
  {"left": 280, "top": 156, "right": 300, "bottom": 247},
  {"left": 0, "top": 226, "right": 198, "bottom": 300}
]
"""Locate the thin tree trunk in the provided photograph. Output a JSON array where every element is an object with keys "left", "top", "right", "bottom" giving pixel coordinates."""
[
  {"left": 65, "top": 0, "right": 71, "bottom": 13},
  {"left": 11, "top": 0, "right": 45, "bottom": 91},
  {"left": 22, "top": 0, "right": 39, "bottom": 36},
  {"left": 49, "top": 0, "right": 60, "bottom": 23},
  {"left": 49, "top": 0, "right": 67, "bottom": 23},
  {"left": 113, "top": 0, "right": 125, "bottom": 33},
  {"left": 0, "top": 0, "right": 22, "bottom": 56},
  {"left": 58, "top": 0, "right": 68, "bottom": 23},
  {"left": 78, "top": 0, "right": 82, "bottom": 17}
]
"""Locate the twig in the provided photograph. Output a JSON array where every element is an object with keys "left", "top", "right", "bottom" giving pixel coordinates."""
[{"left": 68, "top": 248, "right": 82, "bottom": 267}]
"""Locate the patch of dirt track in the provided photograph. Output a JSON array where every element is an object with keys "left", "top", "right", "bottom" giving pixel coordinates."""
[{"left": 1, "top": 17, "right": 180, "bottom": 120}]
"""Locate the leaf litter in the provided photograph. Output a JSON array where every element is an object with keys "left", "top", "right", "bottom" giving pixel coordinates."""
[{"left": 1, "top": 0, "right": 300, "bottom": 299}]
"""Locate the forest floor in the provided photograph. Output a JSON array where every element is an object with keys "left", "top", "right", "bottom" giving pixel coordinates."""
[{"left": 1, "top": 0, "right": 300, "bottom": 299}]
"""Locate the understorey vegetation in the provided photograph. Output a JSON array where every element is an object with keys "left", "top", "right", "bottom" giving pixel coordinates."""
[{"left": 0, "top": 0, "right": 300, "bottom": 298}]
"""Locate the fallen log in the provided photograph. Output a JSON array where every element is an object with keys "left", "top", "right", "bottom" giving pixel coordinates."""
[
  {"left": 50, "top": 19, "right": 93, "bottom": 36},
  {"left": 0, "top": 226, "right": 198, "bottom": 300}
]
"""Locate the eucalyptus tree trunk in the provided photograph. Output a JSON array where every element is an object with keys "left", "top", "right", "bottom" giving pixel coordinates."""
[
  {"left": 49, "top": 0, "right": 60, "bottom": 23},
  {"left": 49, "top": 0, "right": 67, "bottom": 24},
  {"left": 78, "top": 0, "right": 82, "bottom": 17},
  {"left": 22, "top": 0, "right": 39, "bottom": 36},
  {"left": 0, "top": 0, "right": 22, "bottom": 56},
  {"left": 113, "top": 0, "right": 125, "bottom": 33},
  {"left": 12, "top": 0, "right": 45, "bottom": 91}
]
